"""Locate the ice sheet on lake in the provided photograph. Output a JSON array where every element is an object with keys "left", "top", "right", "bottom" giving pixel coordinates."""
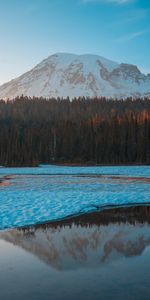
[{"left": 0, "top": 165, "right": 150, "bottom": 229}]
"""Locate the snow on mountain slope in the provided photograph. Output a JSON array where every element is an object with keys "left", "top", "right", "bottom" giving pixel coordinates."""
[{"left": 0, "top": 53, "right": 150, "bottom": 99}]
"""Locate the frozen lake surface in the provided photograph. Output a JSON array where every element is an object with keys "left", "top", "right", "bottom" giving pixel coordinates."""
[{"left": 0, "top": 165, "right": 150, "bottom": 229}]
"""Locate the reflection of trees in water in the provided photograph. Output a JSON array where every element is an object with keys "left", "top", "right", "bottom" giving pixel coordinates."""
[
  {"left": 0, "top": 205, "right": 150, "bottom": 271},
  {"left": 1, "top": 224, "right": 150, "bottom": 271},
  {"left": 19, "top": 204, "right": 150, "bottom": 231}
]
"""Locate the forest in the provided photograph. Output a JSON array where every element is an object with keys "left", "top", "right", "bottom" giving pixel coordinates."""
[{"left": 0, "top": 96, "right": 150, "bottom": 166}]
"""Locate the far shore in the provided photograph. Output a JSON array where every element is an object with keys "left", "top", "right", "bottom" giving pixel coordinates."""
[
  {"left": 0, "top": 161, "right": 150, "bottom": 168},
  {"left": 52, "top": 162, "right": 150, "bottom": 167}
]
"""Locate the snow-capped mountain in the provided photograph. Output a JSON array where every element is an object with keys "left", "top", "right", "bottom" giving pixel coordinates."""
[{"left": 0, "top": 53, "right": 150, "bottom": 99}]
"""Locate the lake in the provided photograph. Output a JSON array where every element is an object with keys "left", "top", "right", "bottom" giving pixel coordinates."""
[
  {"left": 0, "top": 205, "right": 150, "bottom": 300},
  {"left": 0, "top": 165, "right": 150, "bottom": 299}
]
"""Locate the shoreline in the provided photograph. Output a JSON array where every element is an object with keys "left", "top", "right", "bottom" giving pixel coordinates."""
[
  {"left": 52, "top": 162, "right": 150, "bottom": 167},
  {"left": 24, "top": 203, "right": 150, "bottom": 229},
  {"left": 1, "top": 203, "right": 149, "bottom": 232},
  {"left": 0, "top": 162, "right": 150, "bottom": 168}
]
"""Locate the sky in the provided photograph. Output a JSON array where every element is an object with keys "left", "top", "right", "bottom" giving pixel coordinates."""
[{"left": 0, "top": 0, "right": 149, "bottom": 85}]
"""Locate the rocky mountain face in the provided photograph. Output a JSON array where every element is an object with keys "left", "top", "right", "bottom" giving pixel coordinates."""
[{"left": 0, "top": 53, "right": 150, "bottom": 99}]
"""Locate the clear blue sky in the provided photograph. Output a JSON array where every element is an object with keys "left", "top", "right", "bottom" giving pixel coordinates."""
[{"left": 0, "top": 0, "right": 149, "bottom": 84}]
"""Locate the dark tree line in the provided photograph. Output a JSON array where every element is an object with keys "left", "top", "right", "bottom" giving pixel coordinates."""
[{"left": 0, "top": 96, "right": 150, "bottom": 166}]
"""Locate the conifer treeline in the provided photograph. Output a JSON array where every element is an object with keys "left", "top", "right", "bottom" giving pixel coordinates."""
[{"left": 0, "top": 96, "right": 150, "bottom": 166}]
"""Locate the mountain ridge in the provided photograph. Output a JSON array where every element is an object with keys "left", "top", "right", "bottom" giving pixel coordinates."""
[{"left": 0, "top": 52, "right": 150, "bottom": 99}]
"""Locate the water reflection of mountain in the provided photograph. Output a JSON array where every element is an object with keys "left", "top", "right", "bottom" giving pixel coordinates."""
[{"left": 0, "top": 205, "right": 150, "bottom": 271}]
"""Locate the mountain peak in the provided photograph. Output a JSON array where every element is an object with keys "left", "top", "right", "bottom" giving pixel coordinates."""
[{"left": 0, "top": 52, "right": 149, "bottom": 100}]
